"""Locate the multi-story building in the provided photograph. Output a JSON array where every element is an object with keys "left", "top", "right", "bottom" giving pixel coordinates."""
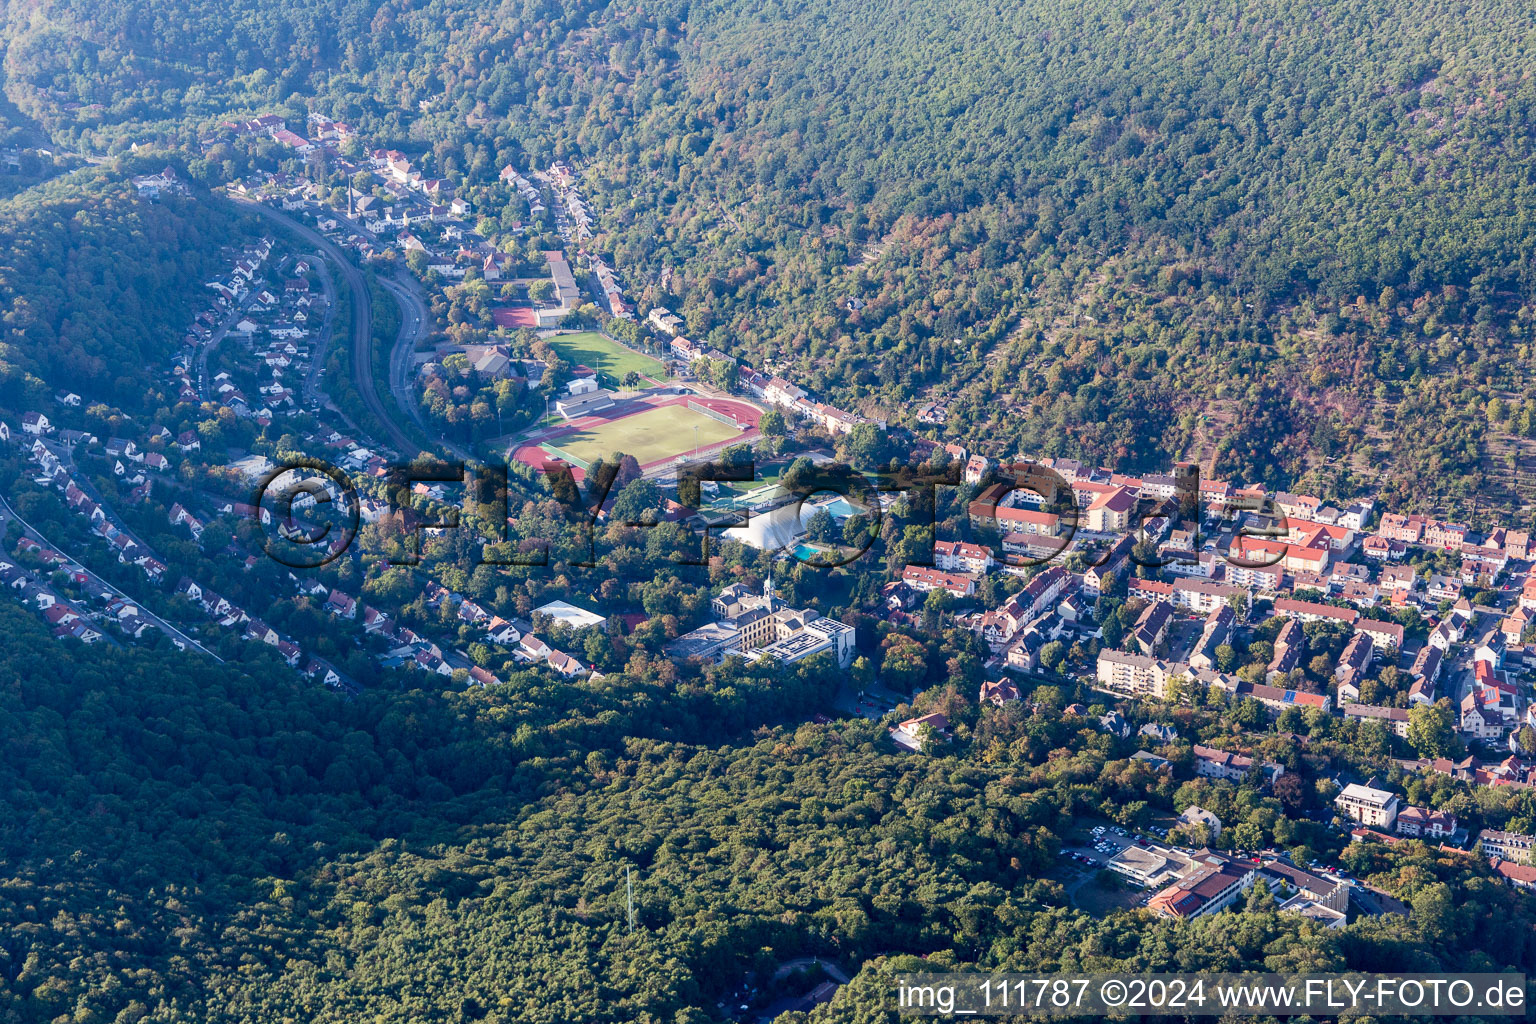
[
  {"left": 1461, "top": 689, "right": 1518, "bottom": 740},
  {"left": 1134, "top": 600, "right": 1173, "bottom": 655},
  {"left": 1231, "top": 536, "right": 1331, "bottom": 575},
  {"left": 1187, "top": 605, "right": 1234, "bottom": 672},
  {"left": 1096, "top": 650, "right": 1184, "bottom": 699},
  {"left": 1273, "top": 597, "right": 1359, "bottom": 628},
  {"left": 933, "top": 539, "right": 995, "bottom": 575},
  {"left": 1280, "top": 896, "right": 1347, "bottom": 929},
  {"left": 1086, "top": 485, "right": 1137, "bottom": 532},
  {"left": 1233, "top": 681, "right": 1331, "bottom": 715},
  {"left": 995, "top": 506, "right": 1062, "bottom": 540},
  {"left": 1378, "top": 513, "right": 1426, "bottom": 544},
  {"left": 1334, "top": 782, "right": 1400, "bottom": 829},
  {"left": 1225, "top": 559, "right": 1283, "bottom": 591},
  {"left": 1395, "top": 806, "right": 1458, "bottom": 840},
  {"left": 1083, "top": 535, "right": 1133, "bottom": 595},
  {"left": 1423, "top": 519, "right": 1468, "bottom": 550},
  {"left": 1191, "top": 744, "right": 1285, "bottom": 786},
  {"left": 1334, "top": 632, "right": 1373, "bottom": 699},
  {"left": 1172, "top": 579, "right": 1248, "bottom": 614},
  {"left": 902, "top": 565, "right": 977, "bottom": 598},
  {"left": 712, "top": 580, "right": 772, "bottom": 620},
  {"left": 1356, "top": 618, "right": 1405, "bottom": 652},
  {"left": 751, "top": 615, "right": 855, "bottom": 668},
  {"left": 663, "top": 621, "right": 742, "bottom": 663},
  {"left": 1147, "top": 854, "right": 1258, "bottom": 921},
  {"left": 675, "top": 580, "right": 854, "bottom": 669},
  {"left": 1266, "top": 619, "right": 1305, "bottom": 683},
  {"left": 1343, "top": 703, "right": 1410, "bottom": 738},
  {"left": 1258, "top": 860, "right": 1350, "bottom": 913},
  {"left": 1478, "top": 829, "right": 1535, "bottom": 865}
]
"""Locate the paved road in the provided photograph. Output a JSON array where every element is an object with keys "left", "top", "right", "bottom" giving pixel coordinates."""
[
  {"left": 0, "top": 491, "right": 222, "bottom": 661},
  {"left": 45, "top": 442, "right": 165, "bottom": 555},
  {"left": 296, "top": 250, "right": 338, "bottom": 404},
  {"left": 769, "top": 959, "right": 851, "bottom": 985},
  {"left": 196, "top": 293, "right": 257, "bottom": 400},
  {"left": 378, "top": 271, "right": 473, "bottom": 462},
  {"left": 228, "top": 197, "right": 425, "bottom": 459},
  {"left": 31, "top": 451, "right": 363, "bottom": 690}
]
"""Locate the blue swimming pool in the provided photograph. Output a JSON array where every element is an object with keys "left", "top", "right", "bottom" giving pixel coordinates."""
[{"left": 817, "top": 497, "right": 860, "bottom": 519}]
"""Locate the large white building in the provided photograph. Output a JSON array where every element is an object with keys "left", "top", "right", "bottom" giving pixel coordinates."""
[
  {"left": 751, "top": 615, "right": 855, "bottom": 668},
  {"left": 1334, "top": 782, "right": 1400, "bottom": 829},
  {"left": 667, "top": 579, "right": 855, "bottom": 669}
]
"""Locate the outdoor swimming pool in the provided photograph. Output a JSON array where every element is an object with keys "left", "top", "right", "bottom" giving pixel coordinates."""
[{"left": 815, "top": 496, "right": 860, "bottom": 519}]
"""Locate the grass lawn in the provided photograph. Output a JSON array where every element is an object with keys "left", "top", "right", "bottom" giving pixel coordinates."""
[
  {"left": 547, "top": 404, "right": 743, "bottom": 466},
  {"left": 719, "top": 462, "right": 784, "bottom": 494},
  {"left": 543, "top": 331, "right": 667, "bottom": 385}
]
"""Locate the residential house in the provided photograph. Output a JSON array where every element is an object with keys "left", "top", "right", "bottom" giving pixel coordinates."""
[
  {"left": 891, "top": 713, "right": 949, "bottom": 752},
  {"left": 901, "top": 565, "right": 977, "bottom": 599},
  {"left": 1462, "top": 689, "right": 1518, "bottom": 740},
  {"left": 1394, "top": 806, "right": 1458, "bottom": 840},
  {"left": 1179, "top": 805, "right": 1223, "bottom": 838},
  {"left": 326, "top": 590, "right": 357, "bottom": 618},
  {"left": 979, "top": 679, "right": 1021, "bottom": 706},
  {"left": 1192, "top": 744, "right": 1285, "bottom": 786},
  {"left": 1343, "top": 703, "right": 1410, "bottom": 738}
]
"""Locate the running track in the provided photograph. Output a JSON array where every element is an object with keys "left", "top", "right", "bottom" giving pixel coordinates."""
[{"left": 511, "top": 393, "right": 762, "bottom": 483}]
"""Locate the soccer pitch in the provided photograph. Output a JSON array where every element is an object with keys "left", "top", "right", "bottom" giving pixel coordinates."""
[
  {"left": 543, "top": 331, "right": 667, "bottom": 385},
  {"left": 546, "top": 404, "right": 743, "bottom": 466}
]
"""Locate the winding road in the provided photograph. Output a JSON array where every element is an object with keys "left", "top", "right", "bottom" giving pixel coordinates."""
[
  {"left": 378, "top": 272, "right": 473, "bottom": 463},
  {"left": 228, "top": 197, "right": 426, "bottom": 459}
]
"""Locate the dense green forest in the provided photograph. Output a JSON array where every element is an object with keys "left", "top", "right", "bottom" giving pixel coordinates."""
[
  {"left": 0, "top": 168, "right": 253, "bottom": 411},
  {"left": 5, "top": 600, "right": 1536, "bottom": 1023},
  {"left": 7, "top": 0, "right": 1536, "bottom": 507},
  {"left": 7, "top": 1, "right": 1536, "bottom": 1021}
]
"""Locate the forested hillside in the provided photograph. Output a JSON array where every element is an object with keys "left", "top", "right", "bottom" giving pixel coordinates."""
[
  {"left": 0, "top": 169, "right": 251, "bottom": 409},
  {"left": 8, "top": 0, "right": 1536, "bottom": 506},
  {"left": 5, "top": 2, "right": 1536, "bottom": 1021},
  {"left": 4, "top": 600, "right": 1534, "bottom": 1023}
]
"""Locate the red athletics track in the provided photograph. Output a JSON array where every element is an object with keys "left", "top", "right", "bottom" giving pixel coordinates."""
[{"left": 511, "top": 393, "right": 763, "bottom": 483}]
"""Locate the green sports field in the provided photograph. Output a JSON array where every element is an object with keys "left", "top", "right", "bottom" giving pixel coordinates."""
[
  {"left": 545, "top": 404, "right": 743, "bottom": 466},
  {"left": 543, "top": 331, "right": 667, "bottom": 386}
]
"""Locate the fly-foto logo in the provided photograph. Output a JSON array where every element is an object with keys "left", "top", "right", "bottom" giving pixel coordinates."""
[{"left": 250, "top": 454, "right": 1294, "bottom": 572}]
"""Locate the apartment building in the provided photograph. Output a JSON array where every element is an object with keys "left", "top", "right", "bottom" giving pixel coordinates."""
[
  {"left": 1478, "top": 829, "right": 1535, "bottom": 865},
  {"left": 1334, "top": 782, "right": 1400, "bottom": 829},
  {"left": 1096, "top": 649, "right": 1184, "bottom": 699}
]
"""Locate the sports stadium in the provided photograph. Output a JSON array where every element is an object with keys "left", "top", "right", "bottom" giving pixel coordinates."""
[{"left": 511, "top": 391, "right": 762, "bottom": 481}]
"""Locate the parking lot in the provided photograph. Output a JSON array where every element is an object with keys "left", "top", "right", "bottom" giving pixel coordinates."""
[
  {"left": 835, "top": 682, "right": 910, "bottom": 721},
  {"left": 1057, "top": 819, "right": 1188, "bottom": 911},
  {"left": 1163, "top": 616, "right": 1205, "bottom": 662}
]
